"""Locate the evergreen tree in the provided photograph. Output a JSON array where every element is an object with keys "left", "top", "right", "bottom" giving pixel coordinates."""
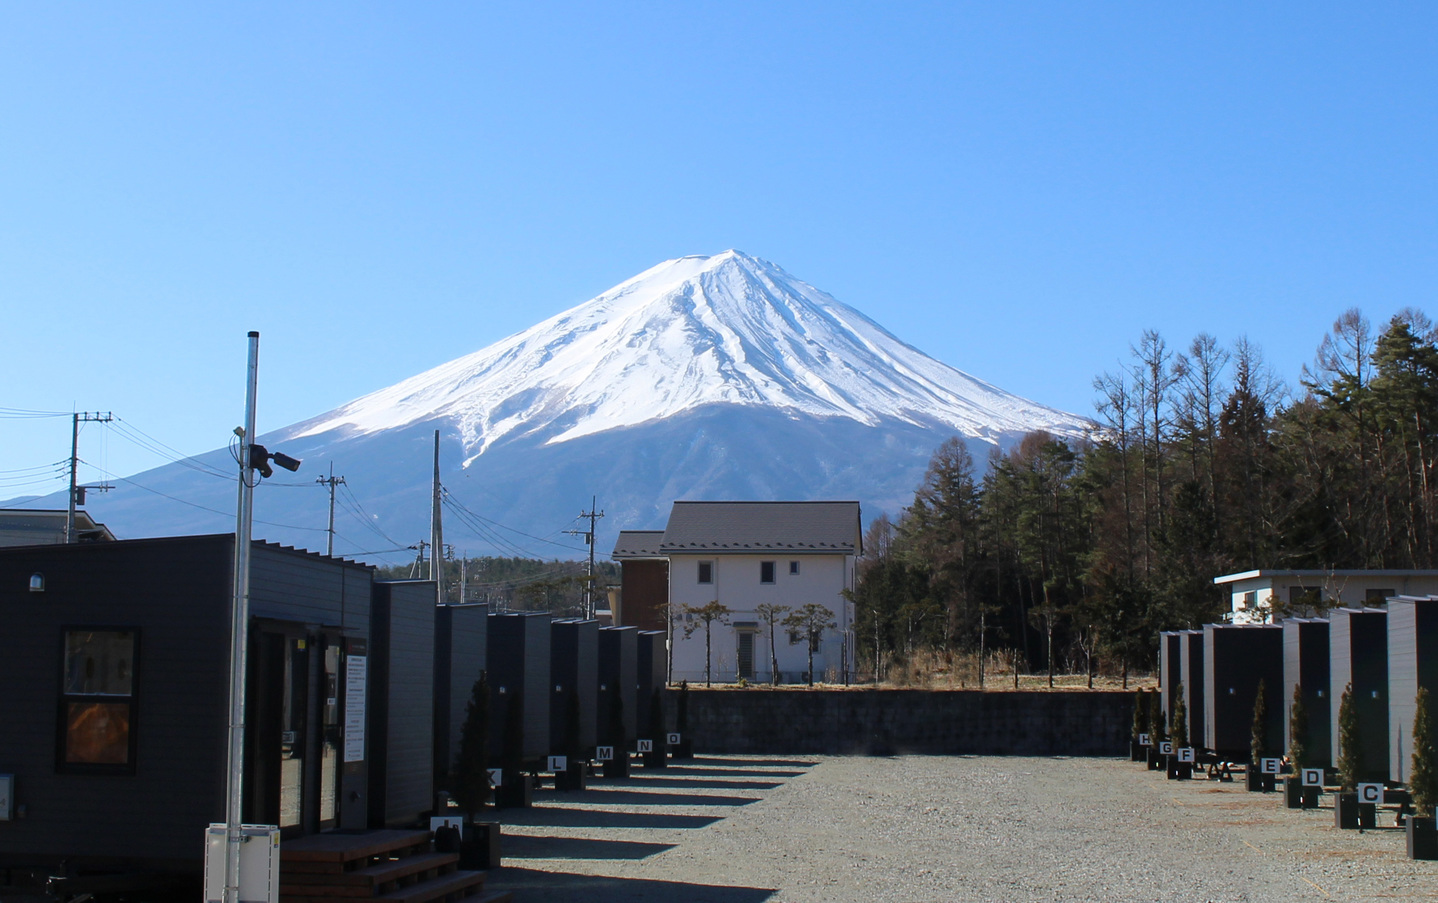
[
  {"left": 1150, "top": 689, "right": 1166, "bottom": 743},
  {"left": 1171, "top": 684, "right": 1188, "bottom": 748},
  {"left": 451, "top": 672, "right": 491, "bottom": 816},
  {"left": 1412, "top": 687, "right": 1437, "bottom": 820},
  {"left": 1250, "top": 679, "right": 1268, "bottom": 765},
  {"left": 1132, "top": 688, "right": 1148, "bottom": 742},
  {"left": 1337, "top": 683, "right": 1362, "bottom": 792},
  {"left": 1288, "top": 683, "right": 1309, "bottom": 771}
]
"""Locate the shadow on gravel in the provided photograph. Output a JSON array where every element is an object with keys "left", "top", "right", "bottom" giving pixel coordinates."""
[
  {"left": 579, "top": 789, "right": 760, "bottom": 807},
  {"left": 501, "top": 834, "right": 676, "bottom": 860},
  {"left": 661, "top": 767, "right": 809, "bottom": 778},
  {"left": 495, "top": 807, "right": 721, "bottom": 830},
  {"left": 617, "top": 776, "right": 784, "bottom": 790},
  {"left": 488, "top": 867, "right": 774, "bottom": 903},
  {"left": 688, "top": 757, "right": 817, "bottom": 769}
]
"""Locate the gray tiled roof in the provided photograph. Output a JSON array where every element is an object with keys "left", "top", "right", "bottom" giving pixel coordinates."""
[
  {"left": 658, "top": 501, "right": 860, "bottom": 554},
  {"left": 612, "top": 530, "right": 665, "bottom": 559}
]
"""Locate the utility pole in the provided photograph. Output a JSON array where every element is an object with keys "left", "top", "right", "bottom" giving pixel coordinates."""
[
  {"left": 431, "top": 430, "right": 445, "bottom": 606},
  {"left": 67, "top": 411, "right": 113, "bottom": 542},
  {"left": 564, "top": 496, "right": 604, "bottom": 619},
  {"left": 223, "top": 333, "right": 260, "bottom": 903},
  {"left": 315, "top": 464, "right": 346, "bottom": 557}
]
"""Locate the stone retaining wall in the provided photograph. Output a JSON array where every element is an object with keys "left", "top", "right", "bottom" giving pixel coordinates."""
[{"left": 674, "top": 688, "right": 1132, "bottom": 756}]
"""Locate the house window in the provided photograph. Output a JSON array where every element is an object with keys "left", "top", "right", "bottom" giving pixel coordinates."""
[
  {"left": 697, "top": 561, "right": 713, "bottom": 584},
  {"left": 789, "top": 561, "right": 800, "bottom": 576},
  {"left": 1239, "top": 591, "right": 1255, "bottom": 610},
  {"left": 760, "top": 561, "right": 776, "bottom": 584},
  {"left": 59, "top": 628, "right": 138, "bottom": 772}
]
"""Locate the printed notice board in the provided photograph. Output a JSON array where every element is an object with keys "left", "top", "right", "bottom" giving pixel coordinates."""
[{"left": 344, "top": 654, "right": 367, "bottom": 762}]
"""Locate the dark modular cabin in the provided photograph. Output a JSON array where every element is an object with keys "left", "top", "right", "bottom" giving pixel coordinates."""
[
  {"left": 1159, "top": 632, "right": 1183, "bottom": 725},
  {"left": 597, "top": 626, "right": 638, "bottom": 750},
  {"left": 0, "top": 535, "right": 372, "bottom": 878},
  {"left": 1282, "top": 618, "right": 1332, "bottom": 768},
  {"left": 549, "top": 619, "right": 598, "bottom": 759},
  {"left": 1387, "top": 597, "right": 1438, "bottom": 783},
  {"left": 1202, "top": 624, "right": 1283, "bottom": 760},
  {"left": 368, "top": 581, "right": 436, "bottom": 827},
  {"left": 1329, "top": 608, "right": 1389, "bottom": 781},
  {"left": 1179, "top": 630, "right": 1204, "bottom": 749},
  {"left": 433, "top": 602, "right": 488, "bottom": 797},
  {"left": 487, "top": 612, "right": 551, "bottom": 765},
  {"left": 636, "top": 631, "right": 667, "bottom": 739}
]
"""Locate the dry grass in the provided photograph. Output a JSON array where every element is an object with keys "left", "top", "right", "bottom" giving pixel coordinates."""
[{"left": 704, "top": 649, "right": 1157, "bottom": 691}]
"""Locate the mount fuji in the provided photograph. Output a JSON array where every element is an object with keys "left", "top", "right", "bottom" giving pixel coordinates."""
[{"left": 44, "top": 251, "right": 1090, "bottom": 561}]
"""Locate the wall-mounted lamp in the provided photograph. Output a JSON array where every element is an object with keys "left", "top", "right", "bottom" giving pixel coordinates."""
[{"left": 29, "top": 573, "right": 44, "bottom": 592}]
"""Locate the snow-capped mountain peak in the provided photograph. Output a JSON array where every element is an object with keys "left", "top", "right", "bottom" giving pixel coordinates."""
[{"left": 282, "top": 251, "right": 1085, "bottom": 461}]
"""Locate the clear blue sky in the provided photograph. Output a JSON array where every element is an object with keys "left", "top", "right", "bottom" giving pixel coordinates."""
[{"left": 4, "top": 3, "right": 1435, "bottom": 502}]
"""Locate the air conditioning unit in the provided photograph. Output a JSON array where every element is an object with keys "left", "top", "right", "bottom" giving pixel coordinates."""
[{"left": 203, "top": 824, "right": 280, "bottom": 903}]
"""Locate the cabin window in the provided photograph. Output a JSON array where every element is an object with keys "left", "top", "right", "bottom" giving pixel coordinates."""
[
  {"left": 58, "top": 628, "right": 138, "bottom": 773},
  {"left": 697, "top": 561, "right": 713, "bottom": 584},
  {"left": 760, "top": 561, "right": 776, "bottom": 584},
  {"left": 1365, "top": 588, "right": 1395, "bottom": 603}
]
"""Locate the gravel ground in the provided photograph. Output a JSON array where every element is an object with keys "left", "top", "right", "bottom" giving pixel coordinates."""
[{"left": 483, "top": 755, "right": 1438, "bottom": 902}]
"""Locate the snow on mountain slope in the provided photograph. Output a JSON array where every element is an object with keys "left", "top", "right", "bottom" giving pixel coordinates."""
[{"left": 282, "top": 250, "right": 1086, "bottom": 459}]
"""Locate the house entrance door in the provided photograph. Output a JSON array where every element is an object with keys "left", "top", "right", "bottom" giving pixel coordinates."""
[{"left": 736, "top": 631, "right": 754, "bottom": 681}]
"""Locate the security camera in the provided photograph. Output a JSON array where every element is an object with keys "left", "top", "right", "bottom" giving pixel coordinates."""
[{"left": 272, "top": 452, "right": 302, "bottom": 473}]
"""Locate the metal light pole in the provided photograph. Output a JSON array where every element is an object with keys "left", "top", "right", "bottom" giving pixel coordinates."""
[{"left": 223, "top": 331, "right": 260, "bottom": 903}]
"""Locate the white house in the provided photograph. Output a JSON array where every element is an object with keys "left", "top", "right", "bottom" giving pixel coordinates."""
[
  {"left": 624, "top": 500, "right": 861, "bottom": 685},
  {"left": 1215, "top": 569, "right": 1438, "bottom": 623}
]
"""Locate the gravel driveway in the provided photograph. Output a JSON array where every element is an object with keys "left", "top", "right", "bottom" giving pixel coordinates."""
[{"left": 483, "top": 754, "right": 1438, "bottom": 902}]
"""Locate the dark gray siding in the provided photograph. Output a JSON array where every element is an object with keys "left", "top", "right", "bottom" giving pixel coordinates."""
[
  {"left": 1282, "top": 619, "right": 1331, "bottom": 768},
  {"left": 637, "top": 631, "right": 667, "bottom": 739},
  {"left": 0, "top": 535, "right": 373, "bottom": 869},
  {"left": 1202, "top": 624, "right": 1283, "bottom": 758},
  {"left": 434, "top": 603, "right": 488, "bottom": 791},
  {"left": 1160, "top": 632, "right": 1183, "bottom": 723},
  {"left": 549, "top": 620, "right": 598, "bottom": 757},
  {"left": 1329, "top": 608, "right": 1389, "bottom": 780},
  {"left": 487, "top": 613, "right": 551, "bottom": 763},
  {"left": 1388, "top": 598, "right": 1438, "bottom": 781},
  {"left": 369, "top": 582, "right": 435, "bottom": 827},
  {"left": 598, "top": 626, "right": 638, "bottom": 750},
  {"left": 1179, "top": 631, "right": 1204, "bottom": 749},
  {"left": 250, "top": 543, "right": 371, "bottom": 633}
]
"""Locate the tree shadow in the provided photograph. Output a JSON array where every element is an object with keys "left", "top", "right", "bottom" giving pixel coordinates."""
[
  {"left": 684, "top": 756, "right": 817, "bottom": 769},
  {"left": 617, "top": 775, "right": 784, "bottom": 791},
  {"left": 495, "top": 806, "right": 721, "bottom": 830},
  {"left": 572, "top": 789, "right": 759, "bottom": 807},
  {"left": 487, "top": 867, "right": 775, "bottom": 903},
  {"left": 500, "top": 834, "right": 676, "bottom": 860},
  {"left": 660, "top": 767, "right": 809, "bottom": 778}
]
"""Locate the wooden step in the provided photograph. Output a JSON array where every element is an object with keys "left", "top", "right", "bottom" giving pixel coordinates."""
[
  {"left": 282, "top": 830, "right": 433, "bottom": 867},
  {"left": 373, "top": 870, "right": 488, "bottom": 903},
  {"left": 281, "top": 853, "right": 458, "bottom": 897}
]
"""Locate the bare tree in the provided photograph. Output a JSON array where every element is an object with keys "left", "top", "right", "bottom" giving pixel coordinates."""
[
  {"left": 682, "top": 601, "right": 732, "bottom": 687},
  {"left": 783, "top": 603, "right": 837, "bottom": 686},
  {"left": 754, "top": 603, "right": 792, "bottom": 686}
]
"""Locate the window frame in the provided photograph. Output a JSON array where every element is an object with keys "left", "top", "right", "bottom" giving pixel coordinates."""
[
  {"left": 56, "top": 626, "right": 140, "bottom": 775},
  {"left": 788, "top": 560, "right": 800, "bottom": 576},
  {"left": 697, "top": 561, "right": 714, "bottom": 585},
  {"left": 760, "top": 561, "right": 776, "bottom": 584}
]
